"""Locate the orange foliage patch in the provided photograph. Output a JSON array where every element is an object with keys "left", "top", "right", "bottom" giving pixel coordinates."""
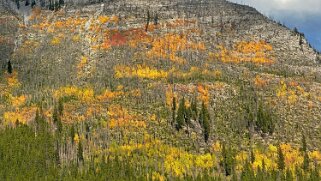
[
  {"left": 110, "top": 32, "right": 127, "bottom": 46},
  {"left": 146, "top": 33, "right": 205, "bottom": 64},
  {"left": 210, "top": 40, "right": 274, "bottom": 65},
  {"left": 107, "top": 104, "right": 147, "bottom": 129},
  {"left": 197, "top": 84, "right": 210, "bottom": 105},
  {"left": 97, "top": 89, "right": 124, "bottom": 102},
  {"left": 254, "top": 75, "right": 268, "bottom": 88}
]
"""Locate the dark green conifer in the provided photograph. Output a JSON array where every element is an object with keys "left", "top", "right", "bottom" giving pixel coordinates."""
[
  {"left": 172, "top": 96, "right": 176, "bottom": 126},
  {"left": 278, "top": 145, "right": 285, "bottom": 170},
  {"left": 303, "top": 152, "right": 309, "bottom": 171},
  {"left": 202, "top": 103, "right": 210, "bottom": 142},
  {"left": 221, "top": 143, "right": 234, "bottom": 176},
  {"left": 16, "top": 0, "right": 20, "bottom": 9},
  {"left": 70, "top": 126, "right": 75, "bottom": 145},
  {"left": 176, "top": 97, "right": 186, "bottom": 131},
  {"left": 190, "top": 97, "right": 198, "bottom": 121},
  {"left": 77, "top": 141, "right": 84, "bottom": 163},
  {"left": 7, "top": 60, "right": 13, "bottom": 74}
]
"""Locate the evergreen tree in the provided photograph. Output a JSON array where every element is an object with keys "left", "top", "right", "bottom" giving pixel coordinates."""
[
  {"left": 55, "top": 141, "right": 60, "bottom": 165},
  {"left": 58, "top": 98, "right": 64, "bottom": 116},
  {"left": 145, "top": 10, "right": 150, "bottom": 32},
  {"left": 286, "top": 169, "right": 293, "bottom": 181},
  {"left": 16, "top": 0, "right": 20, "bottom": 9},
  {"left": 176, "top": 97, "right": 186, "bottom": 131},
  {"left": 59, "top": 0, "right": 64, "bottom": 6},
  {"left": 277, "top": 145, "right": 285, "bottom": 170},
  {"left": 201, "top": 102, "right": 210, "bottom": 143},
  {"left": 154, "top": 13, "right": 158, "bottom": 25},
  {"left": 15, "top": 119, "right": 20, "bottom": 127},
  {"left": 221, "top": 143, "right": 235, "bottom": 176},
  {"left": 40, "top": 0, "right": 45, "bottom": 7},
  {"left": 53, "top": 105, "right": 63, "bottom": 134},
  {"left": 310, "top": 166, "right": 320, "bottom": 181},
  {"left": 303, "top": 152, "right": 309, "bottom": 171},
  {"left": 70, "top": 126, "right": 75, "bottom": 145},
  {"left": 77, "top": 141, "right": 84, "bottom": 163},
  {"left": 295, "top": 166, "right": 304, "bottom": 181},
  {"left": 293, "top": 27, "right": 299, "bottom": 35},
  {"left": 301, "top": 135, "right": 310, "bottom": 171},
  {"left": 7, "top": 60, "right": 13, "bottom": 74},
  {"left": 31, "top": 0, "right": 36, "bottom": 8},
  {"left": 25, "top": 0, "right": 30, "bottom": 6},
  {"left": 85, "top": 122, "right": 90, "bottom": 140},
  {"left": 190, "top": 97, "right": 198, "bottom": 121},
  {"left": 172, "top": 96, "right": 176, "bottom": 126},
  {"left": 53, "top": 106, "right": 59, "bottom": 124},
  {"left": 256, "top": 102, "right": 275, "bottom": 134},
  {"left": 301, "top": 134, "right": 307, "bottom": 152},
  {"left": 35, "top": 108, "right": 47, "bottom": 134},
  {"left": 185, "top": 106, "right": 192, "bottom": 126}
]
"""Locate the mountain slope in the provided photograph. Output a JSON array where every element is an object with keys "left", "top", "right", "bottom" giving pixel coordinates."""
[{"left": 1, "top": 0, "right": 321, "bottom": 179}]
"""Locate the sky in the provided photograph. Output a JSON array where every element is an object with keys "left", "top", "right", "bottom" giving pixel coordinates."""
[{"left": 228, "top": 0, "right": 321, "bottom": 52}]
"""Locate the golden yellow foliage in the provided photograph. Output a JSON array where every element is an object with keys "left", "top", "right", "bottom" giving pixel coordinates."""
[
  {"left": 252, "top": 149, "right": 278, "bottom": 171},
  {"left": 97, "top": 89, "right": 124, "bottom": 102},
  {"left": 309, "top": 151, "right": 321, "bottom": 164},
  {"left": 51, "top": 37, "right": 61, "bottom": 45},
  {"left": 6, "top": 72, "right": 20, "bottom": 89},
  {"left": 276, "top": 80, "right": 287, "bottom": 98},
  {"left": 288, "top": 90, "right": 298, "bottom": 104},
  {"left": 212, "top": 141, "right": 222, "bottom": 152},
  {"left": 165, "top": 85, "right": 177, "bottom": 108},
  {"left": 54, "top": 86, "right": 94, "bottom": 102},
  {"left": 74, "top": 133, "right": 80, "bottom": 144},
  {"left": 98, "top": 16, "right": 110, "bottom": 24},
  {"left": 11, "top": 95, "right": 27, "bottom": 108},
  {"left": 77, "top": 56, "right": 88, "bottom": 70},
  {"left": 173, "top": 66, "right": 222, "bottom": 80},
  {"left": 197, "top": 84, "right": 210, "bottom": 105},
  {"left": 114, "top": 64, "right": 168, "bottom": 79},
  {"left": 164, "top": 148, "right": 194, "bottom": 177},
  {"left": 151, "top": 172, "right": 166, "bottom": 181},
  {"left": 3, "top": 107, "right": 37, "bottom": 125},
  {"left": 146, "top": 33, "right": 205, "bottom": 64},
  {"left": 195, "top": 153, "right": 215, "bottom": 169},
  {"left": 72, "top": 35, "right": 80, "bottom": 42},
  {"left": 235, "top": 151, "right": 249, "bottom": 171},
  {"left": 211, "top": 40, "right": 274, "bottom": 65}
]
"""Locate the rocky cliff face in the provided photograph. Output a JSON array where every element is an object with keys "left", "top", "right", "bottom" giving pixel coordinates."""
[{"left": 1, "top": 0, "right": 321, "bottom": 150}]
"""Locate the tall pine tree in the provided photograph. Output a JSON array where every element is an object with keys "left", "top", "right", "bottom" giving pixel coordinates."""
[
  {"left": 200, "top": 102, "right": 210, "bottom": 143},
  {"left": 77, "top": 141, "right": 84, "bottom": 163},
  {"left": 7, "top": 60, "right": 13, "bottom": 74},
  {"left": 176, "top": 97, "right": 186, "bottom": 131},
  {"left": 277, "top": 145, "right": 285, "bottom": 170}
]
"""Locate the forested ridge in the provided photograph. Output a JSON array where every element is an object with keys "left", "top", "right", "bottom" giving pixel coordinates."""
[{"left": 0, "top": 0, "right": 321, "bottom": 180}]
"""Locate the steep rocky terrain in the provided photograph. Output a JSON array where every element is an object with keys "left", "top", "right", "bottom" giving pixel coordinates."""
[{"left": 1, "top": 0, "right": 321, "bottom": 180}]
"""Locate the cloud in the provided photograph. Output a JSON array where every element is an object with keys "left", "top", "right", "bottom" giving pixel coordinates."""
[
  {"left": 229, "top": 0, "right": 321, "bottom": 15},
  {"left": 228, "top": 0, "right": 321, "bottom": 51}
]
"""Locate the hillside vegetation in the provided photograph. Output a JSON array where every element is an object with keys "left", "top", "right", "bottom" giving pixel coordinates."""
[{"left": 0, "top": 0, "right": 321, "bottom": 180}]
